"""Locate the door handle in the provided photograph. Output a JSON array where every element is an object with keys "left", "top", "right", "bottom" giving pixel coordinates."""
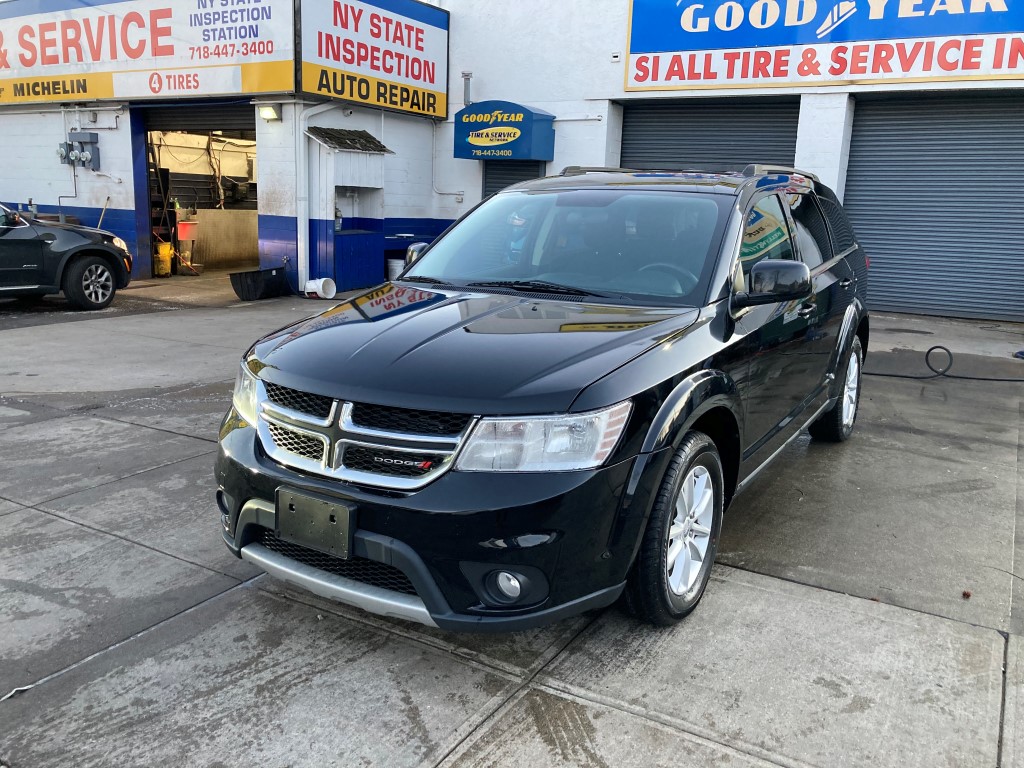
[
  {"left": 838, "top": 278, "right": 853, "bottom": 289},
  {"left": 797, "top": 302, "right": 815, "bottom": 318}
]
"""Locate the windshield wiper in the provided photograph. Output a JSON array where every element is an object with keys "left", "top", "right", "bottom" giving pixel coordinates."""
[
  {"left": 399, "top": 275, "right": 454, "bottom": 286},
  {"left": 467, "top": 279, "right": 608, "bottom": 298}
]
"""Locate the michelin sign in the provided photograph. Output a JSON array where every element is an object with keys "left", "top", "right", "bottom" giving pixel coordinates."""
[{"left": 627, "top": 0, "right": 1024, "bottom": 87}]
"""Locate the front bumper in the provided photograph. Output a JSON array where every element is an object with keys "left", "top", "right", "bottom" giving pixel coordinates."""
[{"left": 216, "top": 416, "right": 670, "bottom": 632}]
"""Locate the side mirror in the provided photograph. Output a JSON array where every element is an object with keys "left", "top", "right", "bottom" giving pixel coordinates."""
[
  {"left": 732, "top": 259, "right": 811, "bottom": 309},
  {"left": 405, "top": 241, "right": 429, "bottom": 267}
]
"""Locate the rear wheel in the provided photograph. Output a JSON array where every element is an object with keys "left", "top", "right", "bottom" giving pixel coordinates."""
[
  {"left": 64, "top": 256, "right": 116, "bottom": 310},
  {"left": 809, "top": 336, "right": 862, "bottom": 442},
  {"left": 624, "top": 430, "right": 724, "bottom": 626}
]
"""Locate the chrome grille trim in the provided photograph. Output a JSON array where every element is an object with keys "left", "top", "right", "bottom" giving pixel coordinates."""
[
  {"left": 252, "top": 380, "right": 473, "bottom": 490},
  {"left": 334, "top": 439, "right": 455, "bottom": 488},
  {"left": 339, "top": 402, "right": 471, "bottom": 446},
  {"left": 263, "top": 381, "right": 334, "bottom": 422},
  {"left": 257, "top": 417, "right": 330, "bottom": 474},
  {"left": 261, "top": 398, "right": 336, "bottom": 428},
  {"left": 267, "top": 422, "right": 327, "bottom": 463},
  {"left": 349, "top": 402, "right": 473, "bottom": 437}
]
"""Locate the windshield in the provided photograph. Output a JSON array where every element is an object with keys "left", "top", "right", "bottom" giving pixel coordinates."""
[{"left": 405, "top": 189, "right": 731, "bottom": 304}]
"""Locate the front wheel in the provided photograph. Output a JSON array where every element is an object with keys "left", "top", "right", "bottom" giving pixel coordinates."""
[
  {"left": 624, "top": 430, "right": 724, "bottom": 626},
  {"left": 64, "top": 256, "right": 116, "bottom": 310},
  {"left": 809, "top": 335, "right": 863, "bottom": 443}
]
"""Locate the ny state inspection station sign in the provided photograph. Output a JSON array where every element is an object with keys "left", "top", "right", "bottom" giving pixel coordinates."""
[
  {"left": 0, "top": 0, "right": 294, "bottom": 105},
  {"left": 627, "top": 0, "right": 1024, "bottom": 88},
  {"left": 300, "top": 0, "right": 449, "bottom": 118}
]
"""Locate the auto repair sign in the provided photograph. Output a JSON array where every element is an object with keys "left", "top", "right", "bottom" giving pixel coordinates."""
[
  {"left": 627, "top": 0, "right": 1024, "bottom": 88},
  {"left": 0, "top": 0, "right": 294, "bottom": 105},
  {"left": 300, "top": 0, "right": 449, "bottom": 118}
]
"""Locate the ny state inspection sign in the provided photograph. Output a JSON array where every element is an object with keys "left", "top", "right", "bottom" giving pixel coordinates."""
[{"left": 300, "top": 0, "right": 449, "bottom": 118}]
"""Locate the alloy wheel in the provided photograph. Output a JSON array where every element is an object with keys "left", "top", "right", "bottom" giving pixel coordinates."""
[
  {"left": 666, "top": 465, "right": 714, "bottom": 595},
  {"left": 82, "top": 264, "right": 113, "bottom": 306},
  {"left": 842, "top": 348, "right": 860, "bottom": 428}
]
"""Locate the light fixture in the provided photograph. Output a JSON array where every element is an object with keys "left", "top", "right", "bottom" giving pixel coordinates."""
[{"left": 258, "top": 104, "right": 282, "bottom": 122}]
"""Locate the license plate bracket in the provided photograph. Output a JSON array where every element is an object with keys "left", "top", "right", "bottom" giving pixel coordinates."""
[{"left": 275, "top": 488, "right": 354, "bottom": 559}]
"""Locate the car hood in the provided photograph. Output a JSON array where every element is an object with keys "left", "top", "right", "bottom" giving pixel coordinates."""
[
  {"left": 28, "top": 218, "right": 112, "bottom": 243},
  {"left": 251, "top": 284, "right": 699, "bottom": 414}
]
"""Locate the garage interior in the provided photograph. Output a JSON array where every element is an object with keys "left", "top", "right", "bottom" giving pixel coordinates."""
[{"left": 139, "top": 103, "right": 259, "bottom": 280}]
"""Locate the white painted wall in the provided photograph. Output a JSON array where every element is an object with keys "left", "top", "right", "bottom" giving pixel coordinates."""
[
  {"left": 794, "top": 94, "right": 856, "bottom": 199},
  {"left": 254, "top": 100, "right": 301, "bottom": 220},
  {"left": 302, "top": 103, "right": 465, "bottom": 224},
  {"left": 0, "top": 104, "right": 135, "bottom": 215}
]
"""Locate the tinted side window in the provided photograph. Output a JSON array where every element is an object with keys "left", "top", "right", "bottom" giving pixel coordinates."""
[
  {"left": 740, "top": 195, "right": 794, "bottom": 280},
  {"left": 816, "top": 194, "right": 857, "bottom": 254},
  {"left": 789, "top": 194, "right": 833, "bottom": 270}
]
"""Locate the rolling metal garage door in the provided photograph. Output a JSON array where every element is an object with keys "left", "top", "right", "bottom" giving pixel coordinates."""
[
  {"left": 483, "top": 160, "right": 547, "bottom": 197},
  {"left": 138, "top": 102, "right": 256, "bottom": 132},
  {"left": 621, "top": 99, "right": 800, "bottom": 171},
  {"left": 844, "top": 94, "right": 1024, "bottom": 321}
]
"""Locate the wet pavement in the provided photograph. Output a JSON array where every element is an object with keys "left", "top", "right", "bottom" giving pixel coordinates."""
[
  {"left": 0, "top": 270, "right": 244, "bottom": 331},
  {"left": 0, "top": 285, "right": 1022, "bottom": 767}
]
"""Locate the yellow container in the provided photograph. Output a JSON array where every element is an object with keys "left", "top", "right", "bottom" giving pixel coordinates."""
[{"left": 154, "top": 242, "right": 172, "bottom": 278}]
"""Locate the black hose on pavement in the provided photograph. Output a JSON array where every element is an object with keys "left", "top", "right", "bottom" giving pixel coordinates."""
[{"left": 864, "top": 345, "right": 1024, "bottom": 383}]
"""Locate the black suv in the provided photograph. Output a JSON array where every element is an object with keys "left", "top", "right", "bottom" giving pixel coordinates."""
[
  {"left": 215, "top": 166, "right": 869, "bottom": 631},
  {"left": 0, "top": 202, "right": 133, "bottom": 310}
]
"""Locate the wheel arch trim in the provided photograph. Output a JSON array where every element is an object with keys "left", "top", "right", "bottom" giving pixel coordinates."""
[
  {"left": 57, "top": 246, "right": 129, "bottom": 289},
  {"left": 640, "top": 370, "right": 743, "bottom": 455},
  {"left": 828, "top": 302, "right": 866, "bottom": 398}
]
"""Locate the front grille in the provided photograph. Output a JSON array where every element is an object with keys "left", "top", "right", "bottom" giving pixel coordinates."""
[
  {"left": 259, "top": 529, "right": 417, "bottom": 595},
  {"left": 265, "top": 382, "right": 333, "bottom": 419},
  {"left": 255, "top": 383, "right": 472, "bottom": 489},
  {"left": 267, "top": 422, "right": 326, "bottom": 463},
  {"left": 350, "top": 403, "right": 472, "bottom": 436},
  {"left": 342, "top": 446, "right": 442, "bottom": 477}
]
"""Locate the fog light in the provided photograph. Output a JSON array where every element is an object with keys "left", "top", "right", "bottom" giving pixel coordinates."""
[{"left": 495, "top": 571, "right": 522, "bottom": 600}]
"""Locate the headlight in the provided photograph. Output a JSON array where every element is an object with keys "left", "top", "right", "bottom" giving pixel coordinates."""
[
  {"left": 455, "top": 400, "right": 631, "bottom": 472},
  {"left": 112, "top": 236, "right": 129, "bottom": 253},
  {"left": 232, "top": 361, "right": 259, "bottom": 426}
]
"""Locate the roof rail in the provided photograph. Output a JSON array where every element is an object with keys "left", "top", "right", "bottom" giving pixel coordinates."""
[
  {"left": 741, "top": 164, "right": 820, "bottom": 182},
  {"left": 559, "top": 166, "right": 638, "bottom": 176}
]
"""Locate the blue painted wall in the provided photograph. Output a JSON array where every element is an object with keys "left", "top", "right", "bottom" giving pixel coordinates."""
[
  {"left": 258, "top": 214, "right": 299, "bottom": 291},
  {"left": 261, "top": 215, "right": 453, "bottom": 293},
  {"left": 128, "top": 108, "right": 153, "bottom": 278}
]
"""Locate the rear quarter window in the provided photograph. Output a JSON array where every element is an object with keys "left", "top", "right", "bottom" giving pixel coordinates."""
[
  {"left": 815, "top": 187, "right": 857, "bottom": 254},
  {"left": 788, "top": 194, "right": 834, "bottom": 269}
]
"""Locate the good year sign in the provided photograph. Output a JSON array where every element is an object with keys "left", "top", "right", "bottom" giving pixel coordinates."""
[{"left": 626, "top": 0, "right": 1024, "bottom": 87}]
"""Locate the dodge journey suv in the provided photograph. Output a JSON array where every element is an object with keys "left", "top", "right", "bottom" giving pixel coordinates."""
[{"left": 215, "top": 166, "right": 869, "bottom": 631}]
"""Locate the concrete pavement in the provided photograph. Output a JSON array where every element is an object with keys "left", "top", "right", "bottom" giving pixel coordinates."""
[{"left": 0, "top": 279, "right": 1021, "bottom": 767}]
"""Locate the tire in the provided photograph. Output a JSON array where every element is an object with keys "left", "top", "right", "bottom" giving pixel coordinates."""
[
  {"left": 64, "top": 256, "right": 116, "bottom": 310},
  {"left": 624, "top": 430, "right": 724, "bottom": 626},
  {"left": 809, "top": 336, "right": 863, "bottom": 443}
]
